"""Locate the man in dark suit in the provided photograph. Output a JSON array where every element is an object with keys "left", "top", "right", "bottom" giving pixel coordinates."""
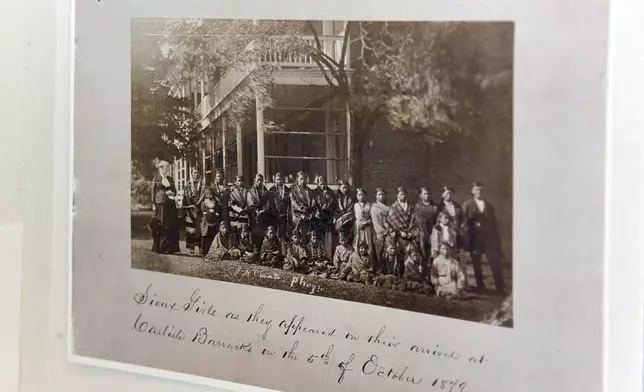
[{"left": 462, "top": 182, "right": 505, "bottom": 294}]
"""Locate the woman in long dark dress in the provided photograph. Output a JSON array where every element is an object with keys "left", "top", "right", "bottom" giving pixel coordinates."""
[{"left": 150, "top": 160, "right": 180, "bottom": 254}]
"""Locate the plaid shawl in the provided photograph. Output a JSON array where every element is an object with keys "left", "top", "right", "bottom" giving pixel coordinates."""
[
  {"left": 247, "top": 186, "right": 271, "bottom": 223},
  {"left": 269, "top": 184, "right": 290, "bottom": 215},
  {"left": 414, "top": 201, "right": 438, "bottom": 237},
  {"left": 388, "top": 201, "right": 417, "bottom": 234},
  {"left": 306, "top": 241, "right": 329, "bottom": 261},
  {"left": 334, "top": 192, "right": 354, "bottom": 230},
  {"left": 290, "top": 184, "right": 314, "bottom": 226}
]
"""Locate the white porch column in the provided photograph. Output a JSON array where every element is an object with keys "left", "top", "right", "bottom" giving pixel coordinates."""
[
  {"left": 236, "top": 124, "right": 244, "bottom": 177},
  {"left": 222, "top": 117, "right": 227, "bottom": 178},
  {"left": 256, "top": 96, "right": 265, "bottom": 177}
]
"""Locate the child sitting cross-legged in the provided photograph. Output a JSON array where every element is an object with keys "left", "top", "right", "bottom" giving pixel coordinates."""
[
  {"left": 284, "top": 232, "right": 309, "bottom": 273},
  {"left": 402, "top": 244, "right": 433, "bottom": 295},
  {"left": 430, "top": 242, "right": 467, "bottom": 299},
  {"left": 306, "top": 231, "right": 332, "bottom": 278},
  {"left": 373, "top": 242, "right": 403, "bottom": 289},
  {"left": 205, "top": 222, "right": 241, "bottom": 261},
  {"left": 382, "top": 242, "right": 404, "bottom": 279},
  {"left": 260, "top": 226, "right": 283, "bottom": 268},
  {"left": 333, "top": 241, "right": 374, "bottom": 285},
  {"left": 332, "top": 232, "right": 353, "bottom": 273},
  {"left": 237, "top": 224, "right": 258, "bottom": 263}
]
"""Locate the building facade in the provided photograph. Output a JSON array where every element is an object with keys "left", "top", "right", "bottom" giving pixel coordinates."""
[{"left": 171, "top": 20, "right": 351, "bottom": 190}]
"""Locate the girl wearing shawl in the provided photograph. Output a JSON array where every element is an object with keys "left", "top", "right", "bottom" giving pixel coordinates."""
[
  {"left": 200, "top": 191, "right": 219, "bottom": 255},
  {"left": 332, "top": 232, "right": 353, "bottom": 272},
  {"left": 237, "top": 224, "right": 257, "bottom": 263},
  {"left": 335, "top": 241, "right": 373, "bottom": 285},
  {"left": 438, "top": 186, "right": 464, "bottom": 249},
  {"left": 229, "top": 175, "right": 249, "bottom": 238},
  {"left": 247, "top": 173, "right": 272, "bottom": 250},
  {"left": 206, "top": 222, "right": 241, "bottom": 261},
  {"left": 284, "top": 232, "right": 308, "bottom": 272},
  {"left": 370, "top": 188, "right": 390, "bottom": 270},
  {"left": 150, "top": 161, "right": 180, "bottom": 254},
  {"left": 334, "top": 180, "right": 355, "bottom": 243},
  {"left": 415, "top": 187, "right": 439, "bottom": 277},
  {"left": 290, "top": 171, "right": 315, "bottom": 245},
  {"left": 183, "top": 168, "right": 205, "bottom": 255},
  {"left": 306, "top": 231, "right": 331, "bottom": 278},
  {"left": 312, "top": 176, "right": 336, "bottom": 254},
  {"left": 209, "top": 170, "right": 229, "bottom": 226},
  {"left": 260, "top": 226, "right": 283, "bottom": 267},
  {"left": 353, "top": 188, "right": 376, "bottom": 267},
  {"left": 387, "top": 186, "right": 418, "bottom": 259},
  {"left": 402, "top": 244, "right": 433, "bottom": 295},
  {"left": 268, "top": 172, "right": 291, "bottom": 247}
]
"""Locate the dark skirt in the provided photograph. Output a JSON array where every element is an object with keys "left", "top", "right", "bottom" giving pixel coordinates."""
[
  {"left": 184, "top": 207, "right": 202, "bottom": 250},
  {"left": 152, "top": 203, "right": 180, "bottom": 254}
]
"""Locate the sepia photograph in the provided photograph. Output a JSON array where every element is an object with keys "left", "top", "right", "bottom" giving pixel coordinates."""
[{"left": 130, "top": 18, "right": 514, "bottom": 326}]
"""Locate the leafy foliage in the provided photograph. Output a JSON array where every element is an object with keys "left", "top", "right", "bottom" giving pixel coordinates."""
[
  {"left": 142, "top": 19, "right": 512, "bottom": 184},
  {"left": 131, "top": 66, "right": 201, "bottom": 178}
]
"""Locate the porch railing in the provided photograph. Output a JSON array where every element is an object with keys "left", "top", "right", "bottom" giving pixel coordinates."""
[{"left": 196, "top": 34, "right": 349, "bottom": 121}]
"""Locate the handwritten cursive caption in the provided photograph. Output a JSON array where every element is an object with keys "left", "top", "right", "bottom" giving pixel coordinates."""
[{"left": 132, "top": 283, "right": 489, "bottom": 390}]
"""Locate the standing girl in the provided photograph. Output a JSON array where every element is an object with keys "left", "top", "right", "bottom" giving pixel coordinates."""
[
  {"left": 353, "top": 188, "right": 375, "bottom": 267},
  {"left": 334, "top": 180, "right": 354, "bottom": 243},
  {"left": 183, "top": 167, "right": 205, "bottom": 255}
]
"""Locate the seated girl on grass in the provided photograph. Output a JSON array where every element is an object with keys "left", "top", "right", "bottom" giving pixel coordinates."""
[
  {"left": 430, "top": 242, "right": 467, "bottom": 299},
  {"left": 237, "top": 224, "right": 257, "bottom": 263},
  {"left": 260, "top": 226, "right": 283, "bottom": 267},
  {"left": 205, "top": 222, "right": 241, "bottom": 261},
  {"left": 284, "top": 232, "right": 308, "bottom": 273},
  {"left": 402, "top": 244, "right": 433, "bottom": 295},
  {"left": 306, "top": 231, "right": 332, "bottom": 278},
  {"left": 332, "top": 232, "right": 353, "bottom": 273},
  {"left": 333, "top": 241, "right": 373, "bottom": 285}
]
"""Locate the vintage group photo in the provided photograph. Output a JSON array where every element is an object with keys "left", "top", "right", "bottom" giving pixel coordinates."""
[{"left": 130, "top": 18, "right": 514, "bottom": 326}]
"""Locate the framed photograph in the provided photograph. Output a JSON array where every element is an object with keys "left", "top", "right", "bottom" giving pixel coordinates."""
[{"left": 70, "top": 1, "right": 608, "bottom": 391}]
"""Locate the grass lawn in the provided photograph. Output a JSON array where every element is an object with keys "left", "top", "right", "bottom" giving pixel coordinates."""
[{"left": 131, "top": 211, "right": 512, "bottom": 325}]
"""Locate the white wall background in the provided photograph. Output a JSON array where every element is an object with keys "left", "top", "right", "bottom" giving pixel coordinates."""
[{"left": 0, "top": 0, "right": 642, "bottom": 391}]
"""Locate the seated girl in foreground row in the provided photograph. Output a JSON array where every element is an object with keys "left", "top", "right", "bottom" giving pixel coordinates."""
[
  {"left": 402, "top": 245, "right": 433, "bottom": 295},
  {"left": 284, "top": 232, "right": 308, "bottom": 273},
  {"left": 306, "top": 231, "right": 332, "bottom": 278},
  {"left": 206, "top": 222, "right": 241, "bottom": 261},
  {"left": 260, "top": 226, "right": 283, "bottom": 267},
  {"left": 332, "top": 232, "right": 353, "bottom": 272},
  {"left": 237, "top": 224, "right": 257, "bottom": 263},
  {"left": 431, "top": 242, "right": 467, "bottom": 298},
  {"left": 333, "top": 241, "right": 373, "bottom": 285}
]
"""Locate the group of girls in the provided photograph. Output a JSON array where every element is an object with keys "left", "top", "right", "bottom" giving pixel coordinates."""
[{"left": 187, "top": 170, "right": 479, "bottom": 298}]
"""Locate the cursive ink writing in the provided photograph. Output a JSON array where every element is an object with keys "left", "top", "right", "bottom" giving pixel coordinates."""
[
  {"left": 132, "top": 313, "right": 185, "bottom": 340},
  {"left": 191, "top": 327, "right": 252, "bottom": 353},
  {"left": 183, "top": 289, "right": 216, "bottom": 316},
  {"left": 307, "top": 344, "right": 334, "bottom": 365},
  {"left": 279, "top": 315, "right": 337, "bottom": 338},
  {"left": 431, "top": 378, "right": 468, "bottom": 392},
  {"left": 246, "top": 304, "right": 273, "bottom": 340},
  {"left": 282, "top": 341, "right": 300, "bottom": 360},
  {"left": 410, "top": 344, "right": 461, "bottom": 360},
  {"left": 337, "top": 353, "right": 355, "bottom": 384},
  {"left": 366, "top": 326, "right": 400, "bottom": 348},
  {"left": 362, "top": 355, "right": 422, "bottom": 384},
  {"left": 133, "top": 284, "right": 179, "bottom": 311}
]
